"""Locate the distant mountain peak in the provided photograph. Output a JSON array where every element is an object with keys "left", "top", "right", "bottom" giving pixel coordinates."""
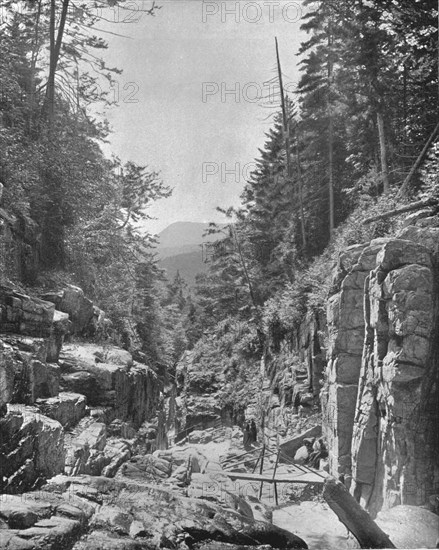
[
  {"left": 157, "top": 221, "right": 226, "bottom": 285},
  {"left": 158, "top": 221, "right": 224, "bottom": 250}
]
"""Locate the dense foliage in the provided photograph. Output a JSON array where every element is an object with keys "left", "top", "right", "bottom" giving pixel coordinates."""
[
  {"left": 0, "top": 0, "right": 189, "bottom": 366},
  {"left": 185, "top": 0, "right": 438, "bottom": 380}
]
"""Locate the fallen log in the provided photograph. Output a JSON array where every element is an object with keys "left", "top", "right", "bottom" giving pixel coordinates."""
[
  {"left": 363, "top": 197, "right": 438, "bottom": 224},
  {"left": 322, "top": 477, "right": 396, "bottom": 549}
]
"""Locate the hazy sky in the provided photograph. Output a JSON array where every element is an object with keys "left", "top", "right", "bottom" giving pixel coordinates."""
[{"left": 96, "top": 0, "right": 310, "bottom": 233}]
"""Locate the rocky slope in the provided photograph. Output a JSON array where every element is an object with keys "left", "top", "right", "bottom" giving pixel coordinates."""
[
  {"left": 0, "top": 283, "right": 310, "bottom": 549},
  {"left": 0, "top": 283, "right": 164, "bottom": 491}
]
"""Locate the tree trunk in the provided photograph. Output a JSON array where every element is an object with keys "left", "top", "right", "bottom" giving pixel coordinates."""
[
  {"left": 377, "top": 111, "right": 390, "bottom": 194},
  {"left": 328, "top": 13, "right": 335, "bottom": 237},
  {"left": 29, "top": 0, "right": 42, "bottom": 134},
  {"left": 328, "top": 113, "right": 335, "bottom": 235},
  {"left": 295, "top": 129, "right": 307, "bottom": 251},
  {"left": 323, "top": 477, "right": 396, "bottom": 549},
  {"left": 46, "top": 0, "right": 56, "bottom": 127},
  {"left": 42, "top": 0, "right": 71, "bottom": 125}
]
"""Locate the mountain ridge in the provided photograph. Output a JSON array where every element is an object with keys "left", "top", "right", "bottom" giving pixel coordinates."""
[{"left": 156, "top": 221, "right": 225, "bottom": 285}]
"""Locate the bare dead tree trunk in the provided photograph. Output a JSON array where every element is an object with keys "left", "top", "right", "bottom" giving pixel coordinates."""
[
  {"left": 377, "top": 111, "right": 390, "bottom": 194},
  {"left": 46, "top": 0, "right": 56, "bottom": 127},
  {"left": 295, "top": 127, "right": 307, "bottom": 250},
  {"left": 275, "top": 37, "right": 291, "bottom": 180},
  {"left": 275, "top": 37, "right": 307, "bottom": 250},
  {"left": 231, "top": 225, "right": 258, "bottom": 312},
  {"left": 328, "top": 12, "right": 335, "bottom": 237}
]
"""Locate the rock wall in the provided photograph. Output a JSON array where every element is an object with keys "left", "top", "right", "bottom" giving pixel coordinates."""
[
  {"left": 0, "top": 405, "right": 65, "bottom": 493},
  {"left": 322, "top": 239, "right": 387, "bottom": 481},
  {"left": 0, "top": 284, "right": 165, "bottom": 494},
  {"left": 0, "top": 285, "right": 70, "bottom": 362},
  {"left": 257, "top": 309, "right": 325, "bottom": 447},
  {"left": 0, "top": 208, "right": 40, "bottom": 284},
  {"left": 172, "top": 350, "right": 230, "bottom": 438},
  {"left": 290, "top": 309, "right": 327, "bottom": 400},
  {"left": 59, "top": 343, "right": 160, "bottom": 428},
  {"left": 322, "top": 218, "right": 439, "bottom": 516}
]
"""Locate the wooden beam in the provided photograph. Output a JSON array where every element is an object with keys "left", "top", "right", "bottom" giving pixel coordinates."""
[
  {"left": 322, "top": 477, "right": 396, "bottom": 549},
  {"left": 225, "top": 472, "right": 326, "bottom": 485},
  {"left": 272, "top": 450, "right": 280, "bottom": 506}
]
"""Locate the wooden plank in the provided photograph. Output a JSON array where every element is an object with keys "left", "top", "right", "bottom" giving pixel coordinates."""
[
  {"left": 258, "top": 444, "right": 266, "bottom": 499},
  {"left": 225, "top": 471, "right": 327, "bottom": 485},
  {"left": 272, "top": 450, "right": 280, "bottom": 505}
]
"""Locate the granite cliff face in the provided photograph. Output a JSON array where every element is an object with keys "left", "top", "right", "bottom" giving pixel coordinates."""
[{"left": 322, "top": 219, "right": 439, "bottom": 516}]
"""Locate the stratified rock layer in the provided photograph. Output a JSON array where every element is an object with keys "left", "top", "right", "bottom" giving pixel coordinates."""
[
  {"left": 60, "top": 343, "right": 160, "bottom": 428},
  {"left": 1, "top": 282, "right": 164, "bottom": 495}
]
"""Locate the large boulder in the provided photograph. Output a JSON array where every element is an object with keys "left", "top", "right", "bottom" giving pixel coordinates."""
[
  {"left": 45, "top": 476, "right": 308, "bottom": 549},
  {"left": 375, "top": 505, "right": 439, "bottom": 549},
  {"left": 0, "top": 339, "right": 15, "bottom": 414},
  {"left": 0, "top": 287, "right": 55, "bottom": 336},
  {"left": 118, "top": 454, "right": 172, "bottom": 482},
  {"left": 65, "top": 420, "right": 107, "bottom": 476},
  {"left": 0, "top": 405, "right": 65, "bottom": 493},
  {"left": 0, "top": 490, "right": 94, "bottom": 549},
  {"left": 36, "top": 392, "right": 86, "bottom": 429},
  {"left": 42, "top": 285, "right": 94, "bottom": 335},
  {"left": 0, "top": 285, "right": 70, "bottom": 363},
  {"left": 397, "top": 225, "right": 439, "bottom": 253},
  {"left": 0, "top": 336, "right": 62, "bottom": 406}
]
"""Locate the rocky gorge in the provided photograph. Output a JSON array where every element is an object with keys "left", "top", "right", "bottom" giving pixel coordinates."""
[
  {"left": 165, "top": 213, "right": 439, "bottom": 546},
  {"left": 0, "top": 282, "right": 309, "bottom": 549},
  {"left": 0, "top": 213, "right": 438, "bottom": 549}
]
